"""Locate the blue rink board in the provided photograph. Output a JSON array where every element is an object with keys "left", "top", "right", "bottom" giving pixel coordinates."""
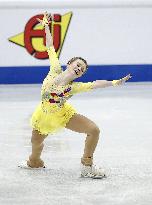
[{"left": 0, "top": 64, "right": 152, "bottom": 84}]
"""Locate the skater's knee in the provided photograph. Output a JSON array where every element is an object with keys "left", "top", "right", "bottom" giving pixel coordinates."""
[
  {"left": 31, "top": 137, "right": 44, "bottom": 145},
  {"left": 31, "top": 136, "right": 44, "bottom": 146},
  {"left": 88, "top": 124, "right": 100, "bottom": 136},
  {"left": 31, "top": 130, "right": 46, "bottom": 145}
]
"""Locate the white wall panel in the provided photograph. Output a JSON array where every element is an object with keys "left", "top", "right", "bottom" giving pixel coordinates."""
[{"left": 0, "top": 2, "right": 152, "bottom": 66}]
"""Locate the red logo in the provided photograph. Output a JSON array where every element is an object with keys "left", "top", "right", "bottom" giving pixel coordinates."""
[{"left": 9, "top": 12, "right": 72, "bottom": 59}]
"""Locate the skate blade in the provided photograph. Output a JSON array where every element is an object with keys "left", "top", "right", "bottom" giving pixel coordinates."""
[
  {"left": 92, "top": 174, "right": 107, "bottom": 179},
  {"left": 81, "top": 174, "right": 107, "bottom": 179}
]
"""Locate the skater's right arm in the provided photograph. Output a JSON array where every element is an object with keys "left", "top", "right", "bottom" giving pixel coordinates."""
[{"left": 37, "top": 12, "right": 62, "bottom": 75}]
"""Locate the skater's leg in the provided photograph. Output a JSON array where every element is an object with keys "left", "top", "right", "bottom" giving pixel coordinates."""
[
  {"left": 66, "top": 114, "right": 100, "bottom": 166},
  {"left": 27, "top": 130, "right": 47, "bottom": 168}
]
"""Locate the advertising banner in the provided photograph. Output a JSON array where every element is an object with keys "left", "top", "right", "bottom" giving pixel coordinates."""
[{"left": 0, "top": 2, "right": 152, "bottom": 83}]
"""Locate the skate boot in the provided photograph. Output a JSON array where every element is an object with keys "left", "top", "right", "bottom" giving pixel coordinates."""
[
  {"left": 18, "top": 160, "right": 46, "bottom": 170},
  {"left": 81, "top": 163, "right": 106, "bottom": 179}
]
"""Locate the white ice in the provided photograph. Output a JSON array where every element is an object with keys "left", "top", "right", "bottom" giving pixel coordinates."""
[{"left": 0, "top": 83, "right": 152, "bottom": 205}]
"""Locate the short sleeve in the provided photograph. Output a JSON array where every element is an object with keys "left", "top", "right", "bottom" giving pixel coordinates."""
[
  {"left": 47, "top": 46, "right": 63, "bottom": 75},
  {"left": 71, "top": 82, "right": 94, "bottom": 94}
]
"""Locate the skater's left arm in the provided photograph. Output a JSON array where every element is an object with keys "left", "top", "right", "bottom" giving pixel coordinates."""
[
  {"left": 92, "top": 74, "right": 132, "bottom": 89},
  {"left": 71, "top": 74, "right": 132, "bottom": 94}
]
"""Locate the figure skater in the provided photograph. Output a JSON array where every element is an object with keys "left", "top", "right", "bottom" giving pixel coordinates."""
[{"left": 19, "top": 12, "right": 131, "bottom": 179}]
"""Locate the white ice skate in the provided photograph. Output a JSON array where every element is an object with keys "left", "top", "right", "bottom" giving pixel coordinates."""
[
  {"left": 81, "top": 164, "right": 106, "bottom": 179},
  {"left": 18, "top": 161, "right": 46, "bottom": 170}
]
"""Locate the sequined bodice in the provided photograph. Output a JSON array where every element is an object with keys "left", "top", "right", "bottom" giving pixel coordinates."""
[{"left": 41, "top": 77, "right": 73, "bottom": 108}]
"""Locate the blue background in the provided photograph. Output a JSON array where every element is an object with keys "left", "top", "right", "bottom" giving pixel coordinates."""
[{"left": 0, "top": 64, "right": 152, "bottom": 84}]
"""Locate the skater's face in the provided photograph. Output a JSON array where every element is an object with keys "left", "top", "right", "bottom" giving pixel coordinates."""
[{"left": 67, "top": 59, "right": 87, "bottom": 78}]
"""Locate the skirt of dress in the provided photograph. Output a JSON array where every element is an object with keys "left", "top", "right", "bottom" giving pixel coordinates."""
[{"left": 30, "top": 102, "right": 77, "bottom": 135}]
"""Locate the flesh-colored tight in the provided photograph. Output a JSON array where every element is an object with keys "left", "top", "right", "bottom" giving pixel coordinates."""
[{"left": 27, "top": 114, "right": 100, "bottom": 168}]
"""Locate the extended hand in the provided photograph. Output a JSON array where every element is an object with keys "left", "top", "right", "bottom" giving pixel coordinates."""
[
  {"left": 119, "top": 74, "right": 132, "bottom": 84},
  {"left": 113, "top": 74, "right": 132, "bottom": 86},
  {"left": 37, "top": 11, "right": 53, "bottom": 26}
]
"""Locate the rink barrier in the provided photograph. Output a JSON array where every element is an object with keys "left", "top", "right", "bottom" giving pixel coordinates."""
[{"left": 0, "top": 64, "right": 152, "bottom": 84}]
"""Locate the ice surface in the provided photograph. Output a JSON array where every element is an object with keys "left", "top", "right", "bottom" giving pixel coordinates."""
[{"left": 0, "top": 83, "right": 152, "bottom": 205}]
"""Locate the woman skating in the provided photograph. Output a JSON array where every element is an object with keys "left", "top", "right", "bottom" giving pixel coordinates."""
[{"left": 19, "top": 12, "right": 131, "bottom": 179}]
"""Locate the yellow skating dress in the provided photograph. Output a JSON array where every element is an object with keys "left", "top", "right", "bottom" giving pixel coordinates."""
[{"left": 31, "top": 46, "right": 94, "bottom": 135}]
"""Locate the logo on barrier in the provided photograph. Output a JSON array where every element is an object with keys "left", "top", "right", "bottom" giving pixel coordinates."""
[{"left": 8, "top": 12, "right": 72, "bottom": 59}]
